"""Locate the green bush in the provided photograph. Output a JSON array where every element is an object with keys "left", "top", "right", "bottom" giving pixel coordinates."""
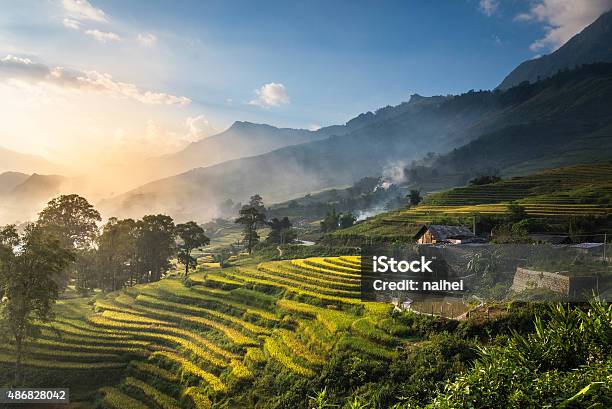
[{"left": 429, "top": 299, "right": 612, "bottom": 408}]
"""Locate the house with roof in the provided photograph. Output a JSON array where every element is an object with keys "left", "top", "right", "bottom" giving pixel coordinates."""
[{"left": 414, "top": 224, "right": 476, "bottom": 244}]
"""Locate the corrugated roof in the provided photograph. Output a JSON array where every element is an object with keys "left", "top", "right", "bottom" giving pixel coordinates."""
[{"left": 414, "top": 224, "right": 474, "bottom": 241}]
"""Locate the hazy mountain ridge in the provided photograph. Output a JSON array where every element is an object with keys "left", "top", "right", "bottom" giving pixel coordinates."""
[
  {"left": 498, "top": 10, "right": 612, "bottom": 89},
  {"left": 146, "top": 99, "right": 443, "bottom": 180},
  {"left": 0, "top": 146, "right": 62, "bottom": 175},
  {"left": 0, "top": 173, "right": 66, "bottom": 223},
  {"left": 100, "top": 77, "right": 579, "bottom": 221},
  {"left": 0, "top": 171, "right": 29, "bottom": 195},
  {"left": 147, "top": 121, "right": 335, "bottom": 179}
]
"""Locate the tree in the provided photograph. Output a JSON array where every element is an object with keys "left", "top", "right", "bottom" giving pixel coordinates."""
[
  {"left": 0, "top": 224, "right": 74, "bottom": 385},
  {"left": 507, "top": 202, "right": 528, "bottom": 223},
  {"left": 73, "top": 248, "right": 98, "bottom": 294},
  {"left": 96, "top": 218, "right": 138, "bottom": 291},
  {"left": 135, "top": 215, "right": 176, "bottom": 282},
  {"left": 408, "top": 189, "right": 423, "bottom": 206},
  {"left": 469, "top": 175, "right": 501, "bottom": 186},
  {"left": 249, "top": 194, "right": 266, "bottom": 213},
  {"left": 36, "top": 194, "right": 101, "bottom": 291},
  {"left": 320, "top": 209, "right": 340, "bottom": 232},
  {"left": 339, "top": 212, "right": 357, "bottom": 229},
  {"left": 235, "top": 195, "right": 267, "bottom": 254},
  {"left": 176, "top": 221, "right": 210, "bottom": 277},
  {"left": 37, "top": 194, "right": 101, "bottom": 250},
  {"left": 267, "top": 217, "right": 296, "bottom": 244}
]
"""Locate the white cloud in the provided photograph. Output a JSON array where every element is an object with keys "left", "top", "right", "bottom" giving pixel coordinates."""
[
  {"left": 185, "top": 115, "right": 216, "bottom": 141},
  {"left": 81, "top": 71, "right": 190, "bottom": 105},
  {"left": 479, "top": 0, "right": 499, "bottom": 17},
  {"left": 0, "top": 54, "right": 191, "bottom": 106},
  {"left": 62, "top": 0, "right": 107, "bottom": 23},
  {"left": 137, "top": 33, "right": 158, "bottom": 47},
  {"left": 0, "top": 55, "right": 50, "bottom": 79},
  {"left": 249, "top": 82, "right": 290, "bottom": 107},
  {"left": 62, "top": 18, "right": 82, "bottom": 30},
  {"left": 85, "top": 29, "right": 121, "bottom": 43},
  {"left": 515, "top": 0, "right": 612, "bottom": 51},
  {"left": 308, "top": 124, "right": 322, "bottom": 131}
]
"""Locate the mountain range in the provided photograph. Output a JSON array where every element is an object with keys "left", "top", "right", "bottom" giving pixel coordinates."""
[
  {"left": 2, "top": 9, "right": 612, "bottom": 224},
  {"left": 100, "top": 61, "right": 612, "bottom": 221},
  {"left": 407, "top": 63, "right": 612, "bottom": 191},
  {"left": 145, "top": 121, "right": 352, "bottom": 181}
]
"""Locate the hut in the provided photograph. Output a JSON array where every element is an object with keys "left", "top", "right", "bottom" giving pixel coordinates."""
[{"left": 414, "top": 224, "right": 475, "bottom": 244}]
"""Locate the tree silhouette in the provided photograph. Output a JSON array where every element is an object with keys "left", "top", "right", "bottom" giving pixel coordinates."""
[{"left": 176, "top": 221, "right": 210, "bottom": 277}]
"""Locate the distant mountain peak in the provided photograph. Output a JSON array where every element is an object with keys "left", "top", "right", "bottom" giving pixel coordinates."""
[
  {"left": 229, "top": 121, "right": 274, "bottom": 130},
  {"left": 407, "top": 93, "right": 449, "bottom": 106},
  {"left": 408, "top": 93, "right": 425, "bottom": 102},
  {"left": 498, "top": 9, "right": 612, "bottom": 89}
]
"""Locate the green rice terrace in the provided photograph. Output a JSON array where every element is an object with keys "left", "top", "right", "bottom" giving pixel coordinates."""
[
  {"left": 0, "top": 256, "right": 412, "bottom": 408},
  {"left": 391, "top": 163, "right": 611, "bottom": 222},
  {"left": 332, "top": 162, "right": 612, "bottom": 241},
  {"left": 3, "top": 254, "right": 610, "bottom": 408}
]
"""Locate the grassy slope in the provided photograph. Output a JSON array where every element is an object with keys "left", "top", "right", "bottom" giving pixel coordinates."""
[{"left": 331, "top": 162, "right": 612, "bottom": 241}]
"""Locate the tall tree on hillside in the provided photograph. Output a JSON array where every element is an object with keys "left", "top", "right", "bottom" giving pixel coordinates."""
[
  {"left": 235, "top": 195, "right": 267, "bottom": 254},
  {"left": 0, "top": 224, "right": 74, "bottom": 385},
  {"left": 248, "top": 194, "right": 266, "bottom": 213},
  {"left": 267, "top": 217, "right": 296, "bottom": 245},
  {"left": 36, "top": 194, "right": 101, "bottom": 292},
  {"left": 339, "top": 212, "right": 357, "bottom": 229},
  {"left": 96, "top": 218, "right": 138, "bottom": 291},
  {"left": 320, "top": 209, "right": 340, "bottom": 232},
  {"left": 37, "top": 194, "right": 101, "bottom": 249},
  {"left": 408, "top": 189, "right": 423, "bottom": 206},
  {"left": 176, "top": 221, "right": 210, "bottom": 277},
  {"left": 135, "top": 215, "right": 176, "bottom": 282}
]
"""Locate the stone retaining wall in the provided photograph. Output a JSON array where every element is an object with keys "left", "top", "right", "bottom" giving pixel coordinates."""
[{"left": 510, "top": 267, "right": 598, "bottom": 297}]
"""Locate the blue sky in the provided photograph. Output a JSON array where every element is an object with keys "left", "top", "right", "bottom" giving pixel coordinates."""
[
  {"left": 86, "top": 0, "right": 546, "bottom": 125},
  {"left": 0, "top": 0, "right": 610, "bottom": 161}
]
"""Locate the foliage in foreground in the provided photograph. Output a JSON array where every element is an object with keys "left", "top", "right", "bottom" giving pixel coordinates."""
[
  {"left": 428, "top": 299, "right": 612, "bottom": 409},
  {"left": 239, "top": 300, "right": 611, "bottom": 409}
]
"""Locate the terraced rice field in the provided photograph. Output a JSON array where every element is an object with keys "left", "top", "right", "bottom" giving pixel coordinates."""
[
  {"left": 1, "top": 256, "right": 413, "bottom": 408},
  {"left": 385, "top": 163, "right": 612, "bottom": 223}
]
